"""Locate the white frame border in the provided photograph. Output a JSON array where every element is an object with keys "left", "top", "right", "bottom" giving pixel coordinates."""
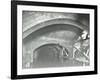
[{"left": 17, "top": 5, "right": 95, "bottom": 75}]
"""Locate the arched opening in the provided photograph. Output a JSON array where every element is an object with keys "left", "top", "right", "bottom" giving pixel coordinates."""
[
  {"left": 30, "top": 43, "right": 84, "bottom": 68},
  {"left": 23, "top": 21, "right": 89, "bottom": 68}
]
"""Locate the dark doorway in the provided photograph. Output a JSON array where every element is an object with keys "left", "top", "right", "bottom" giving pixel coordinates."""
[{"left": 32, "top": 44, "right": 61, "bottom": 68}]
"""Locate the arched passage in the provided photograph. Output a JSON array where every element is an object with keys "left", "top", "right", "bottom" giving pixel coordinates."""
[
  {"left": 31, "top": 43, "right": 78, "bottom": 68},
  {"left": 23, "top": 18, "right": 88, "bottom": 68}
]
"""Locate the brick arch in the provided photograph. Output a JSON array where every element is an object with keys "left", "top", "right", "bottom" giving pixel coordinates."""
[{"left": 23, "top": 18, "right": 88, "bottom": 39}]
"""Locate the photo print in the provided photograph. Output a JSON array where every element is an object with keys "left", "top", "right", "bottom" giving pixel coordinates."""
[{"left": 22, "top": 11, "right": 90, "bottom": 69}]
